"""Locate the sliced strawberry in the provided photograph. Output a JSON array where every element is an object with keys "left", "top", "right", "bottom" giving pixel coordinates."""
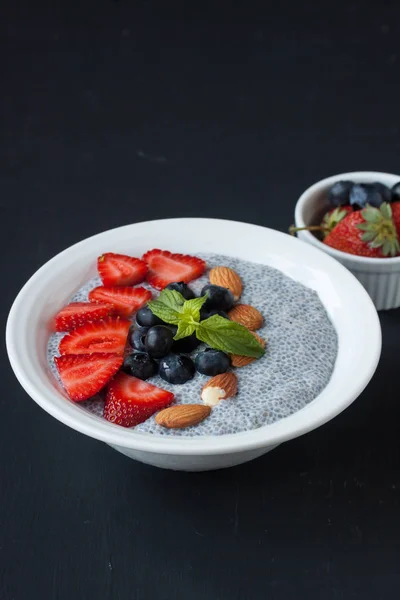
[
  {"left": 54, "top": 353, "right": 123, "bottom": 402},
  {"left": 88, "top": 286, "right": 152, "bottom": 317},
  {"left": 59, "top": 317, "right": 130, "bottom": 356},
  {"left": 142, "top": 249, "right": 206, "bottom": 290},
  {"left": 53, "top": 302, "right": 115, "bottom": 332},
  {"left": 104, "top": 372, "right": 174, "bottom": 427},
  {"left": 97, "top": 253, "right": 148, "bottom": 286}
]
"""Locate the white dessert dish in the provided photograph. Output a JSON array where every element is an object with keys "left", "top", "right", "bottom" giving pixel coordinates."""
[{"left": 6, "top": 218, "right": 381, "bottom": 471}]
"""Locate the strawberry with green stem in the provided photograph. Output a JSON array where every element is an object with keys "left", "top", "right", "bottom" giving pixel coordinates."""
[
  {"left": 390, "top": 201, "right": 400, "bottom": 238},
  {"left": 324, "top": 203, "right": 400, "bottom": 257},
  {"left": 291, "top": 203, "right": 400, "bottom": 258},
  {"left": 289, "top": 206, "right": 352, "bottom": 239},
  {"left": 320, "top": 206, "right": 353, "bottom": 238}
]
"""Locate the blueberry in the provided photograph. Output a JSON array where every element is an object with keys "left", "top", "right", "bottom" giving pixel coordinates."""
[
  {"left": 129, "top": 327, "right": 148, "bottom": 352},
  {"left": 392, "top": 182, "right": 400, "bottom": 201},
  {"left": 201, "top": 284, "right": 234, "bottom": 312},
  {"left": 200, "top": 308, "right": 230, "bottom": 321},
  {"left": 194, "top": 348, "right": 231, "bottom": 376},
  {"left": 327, "top": 181, "right": 353, "bottom": 207},
  {"left": 373, "top": 182, "right": 392, "bottom": 203},
  {"left": 172, "top": 332, "right": 201, "bottom": 354},
  {"left": 136, "top": 306, "right": 164, "bottom": 328},
  {"left": 349, "top": 183, "right": 384, "bottom": 209},
  {"left": 165, "top": 281, "right": 195, "bottom": 300},
  {"left": 123, "top": 352, "right": 158, "bottom": 380},
  {"left": 145, "top": 325, "right": 174, "bottom": 358},
  {"left": 159, "top": 354, "right": 195, "bottom": 384},
  {"left": 158, "top": 324, "right": 200, "bottom": 353},
  {"left": 166, "top": 324, "right": 178, "bottom": 336}
]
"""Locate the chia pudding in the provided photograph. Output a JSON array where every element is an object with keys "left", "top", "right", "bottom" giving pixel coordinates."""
[{"left": 47, "top": 253, "right": 338, "bottom": 436}]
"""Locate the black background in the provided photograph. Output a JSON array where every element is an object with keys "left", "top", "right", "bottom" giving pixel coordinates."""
[{"left": 2, "top": 1, "right": 400, "bottom": 599}]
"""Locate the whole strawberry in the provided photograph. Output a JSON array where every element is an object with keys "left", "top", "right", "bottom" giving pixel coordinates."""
[
  {"left": 320, "top": 206, "right": 353, "bottom": 238},
  {"left": 391, "top": 201, "right": 400, "bottom": 237},
  {"left": 289, "top": 206, "right": 352, "bottom": 239},
  {"left": 324, "top": 203, "right": 400, "bottom": 257}
]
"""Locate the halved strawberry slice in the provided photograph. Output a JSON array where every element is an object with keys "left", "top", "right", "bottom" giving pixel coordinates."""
[
  {"left": 54, "top": 353, "right": 123, "bottom": 401},
  {"left": 104, "top": 372, "right": 174, "bottom": 427},
  {"left": 59, "top": 317, "right": 130, "bottom": 356},
  {"left": 142, "top": 249, "right": 206, "bottom": 290},
  {"left": 98, "top": 253, "right": 148, "bottom": 286},
  {"left": 53, "top": 302, "right": 115, "bottom": 332},
  {"left": 88, "top": 286, "right": 152, "bottom": 317}
]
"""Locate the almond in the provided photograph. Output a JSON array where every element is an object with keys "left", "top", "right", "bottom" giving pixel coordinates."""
[
  {"left": 201, "top": 372, "right": 238, "bottom": 407},
  {"left": 155, "top": 404, "right": 211, "bottom": 429},
  {"left": 228, "top": 304, "right": 263, "bottom": 330},
  {"left": 231, "top": 332, "right": 266, "bottom": 367},
  {"left": 209, "top": 266, "right": 243, "bottom": 301}
]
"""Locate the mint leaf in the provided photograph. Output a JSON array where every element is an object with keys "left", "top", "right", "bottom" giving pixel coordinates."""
[
  {"left": 174, "top": 320, "right": 197, "bottom": 341},
  {"left": 196, "top": 315, "right": 265, "bottom": 358},
  {"left": 148, "top": 292, "right": 208, "bottom": 331},
  {"left": 147, "top": 289, "right": 186, "bottom": 325},
  {"left": 148, "top": 290, "right": 265, "bottom": 361},
  {"left": 157, "top": 289, "right": 185, "bottom": 310},
  {"left": 146, "top": 299, "right": 182, "bottom": 325},
  {"left": 173, "top": 296, "right": 207, "bottom": 338},
  {"left": 181, "top": 295, "right": 208, "bottom": 322}
]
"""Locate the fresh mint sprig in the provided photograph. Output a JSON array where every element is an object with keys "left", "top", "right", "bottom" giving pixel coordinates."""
[
  {"left": 146, "top": 289, "right": 186, "bottom": 325},
  {"left": 147, "top": 289, "right": 265, "bottom": 359},
  {"left": 196, "top": 314, "right": 264, "bottom": 357}
]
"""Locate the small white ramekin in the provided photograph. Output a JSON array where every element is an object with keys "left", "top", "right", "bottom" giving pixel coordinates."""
[{"left": 295, "top": 171, "right": 400, "bottom": 311}]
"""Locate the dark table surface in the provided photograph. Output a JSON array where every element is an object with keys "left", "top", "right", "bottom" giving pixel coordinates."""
[{"left": 2, "top": 1, "right": 400, "bottom": 598}]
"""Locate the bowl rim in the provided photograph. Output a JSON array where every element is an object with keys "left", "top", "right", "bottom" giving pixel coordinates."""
[
  {"left": 6, "top": 217, "right": 382, "bottom": 456},
  {"left": 295, "top": 170, "right": 400, "bottom": 265}
]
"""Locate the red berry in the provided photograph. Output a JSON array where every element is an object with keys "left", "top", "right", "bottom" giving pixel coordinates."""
[
  {"left": 104, "top": 372, "right": 174, "bottom": 427},
  {"left": 59, "top": 317, "right": 130, "bottom": 356},
  {"left": 391, "top": 201, "right": 400, "bottom": 237},
  {"left": 324, "top": 203, "right": 400, "bottom": 257},
  {"left": 142, "top": 249, "right": 206, "bottom": 290},
  {"left": 88, "top": 286, "right": 152, "bottom": 317},
  {"left": 54, "top": 353, "right": 123, "bottom": 401},
  {"left": 97, "top": 253, "right": 148, "bottom": 286},
  {"left": 53, "top": 302, "right": 114, "bottom": 332}
]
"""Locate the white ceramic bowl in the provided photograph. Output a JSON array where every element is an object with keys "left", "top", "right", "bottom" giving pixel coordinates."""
[
  {"left": 6, "top": 218, "right": 381, "bottom": 471},
  {"left": 295, "top": 171, "right": 400, "bottom": 310}
]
